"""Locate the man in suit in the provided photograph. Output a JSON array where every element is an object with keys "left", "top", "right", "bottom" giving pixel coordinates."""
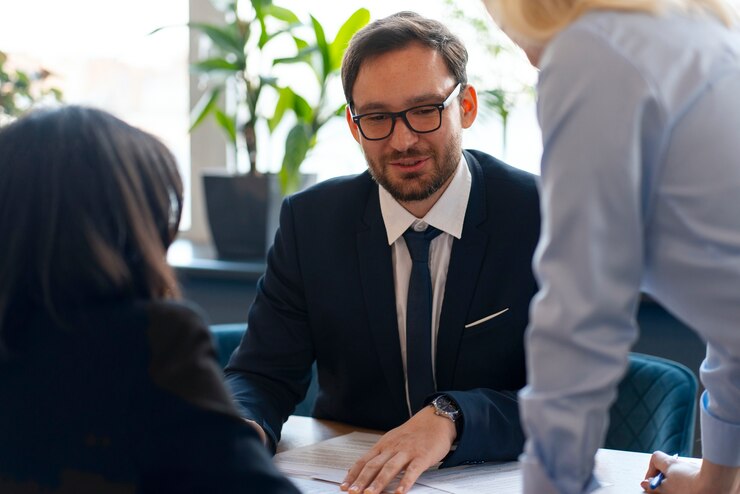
[{"left": 225, "top": 11, "right": 540, "bottom": 494}]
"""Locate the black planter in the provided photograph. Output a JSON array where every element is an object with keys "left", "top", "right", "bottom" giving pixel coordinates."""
[
  {"left": 203, "top": 173, "right": 270, "bottom": 259},
  {"left": 203, "top": 172, "right": 315, "bottom": 260}
]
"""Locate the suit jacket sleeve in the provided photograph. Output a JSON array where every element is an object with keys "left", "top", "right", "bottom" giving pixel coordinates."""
[
  {"left": 136, "top": 302, "right": 299, "bottom": 493},
  {"left": 433, "top": 388, "right": 525, "bottom": 467},
  {"left": 224, "top": 196, "right": 315, "bottom": 452}
]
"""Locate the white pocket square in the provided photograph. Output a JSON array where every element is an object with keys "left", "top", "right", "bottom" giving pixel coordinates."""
[{"left": 464, "top": 308, "right": 510, "bottom": 329}]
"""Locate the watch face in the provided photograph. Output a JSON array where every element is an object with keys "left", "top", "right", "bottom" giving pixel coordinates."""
[{"left": 433, "top": 396, "right": 460, "bottom": 420}]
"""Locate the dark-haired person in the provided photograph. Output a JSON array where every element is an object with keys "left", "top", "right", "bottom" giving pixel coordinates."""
[
  {"left": 225, "top": 11, "right": 541, "bottom": 494},
  {"left": 0, "top": 106, "right": 299, "bottom": 494},
  {"left": 482, "top": 1, "right": 740, "bottom": 493}
]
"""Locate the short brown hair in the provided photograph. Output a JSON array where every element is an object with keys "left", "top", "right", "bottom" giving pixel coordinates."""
[{"left": 341, "top": 11, "right": 468, "bottom": 109}]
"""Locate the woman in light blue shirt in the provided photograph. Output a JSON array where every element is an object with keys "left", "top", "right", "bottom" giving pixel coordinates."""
[{"left": 482, "top": 1, "right": 740, "bottom": 493}]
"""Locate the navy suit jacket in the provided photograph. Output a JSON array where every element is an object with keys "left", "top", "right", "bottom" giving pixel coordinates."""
[{"left": 225, "top": 149, "right": 540, "bottom": 466}]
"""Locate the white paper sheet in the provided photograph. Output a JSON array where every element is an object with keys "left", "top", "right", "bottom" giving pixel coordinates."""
[
  {"left": 276, "top": 432, "right": 447, "bottom": 493},
  {"left": 276, "top": 431, "right": 635, "bottom": 494}
]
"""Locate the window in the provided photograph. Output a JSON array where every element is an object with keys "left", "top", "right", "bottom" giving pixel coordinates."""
[
  {"left": 0, "top": 0, "right": 190, "bottom": 225},
  {"left": 1, "top": 0, "right": 540, "bottom": 242}
]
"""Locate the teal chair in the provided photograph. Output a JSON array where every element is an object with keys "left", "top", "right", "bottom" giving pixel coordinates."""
[
  {"left": 210, "top": 326, "right": 698, "bottom": 455},
  {"left": 209, "top": 323, "right": 318, "bottom": 417},
  {"left": 605, "top": 353, "right": 698, "bottom": 456}
]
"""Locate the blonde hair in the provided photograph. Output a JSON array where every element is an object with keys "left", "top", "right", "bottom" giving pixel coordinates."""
[{"left": 484, "top": 0, "right": 738, "bottom": 44}]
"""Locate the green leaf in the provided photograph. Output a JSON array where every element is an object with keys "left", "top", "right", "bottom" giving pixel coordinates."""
[
  {"left": 190, "top": 58, "right": 244, "bottom": 73},
  {"left": 189, "top": 88, "right": 221, "bottom": 131},
  {"left": 329, "top": 8, "right": 370, "bottom": 72},
  {"left": 268, "top": 87, "right": 294, "bottom": 132},
  {"left": 264, "top": 4, "right": 299, "bottom": 23},
  {"left": 291, "top": 92, "right": 313, "bottom": 122},
  {"left": 213, "top": 107, "right": 237, "bottom": 145},
  {"left": 310, "top": 15, "right": 331, "bottom": 81},
  {"left": 292, "top": 35, "right": 309, "bottom": 51},
  {"left": 250, "top": 0, "right": 273, "bottom": 9},
  {"left": 257, "top": 16, "right": 270, "bottom": 48},
  {"left": 189, "top": 22, "right": 244, "bottom": 58},
  {"left": 273, "top": 45, "right": 316, "bottom": 66},
  {"left": 332, "top": 102, "right": 347, "bottom": 117},
  {"left": 279, "top": 123, "right": 311, "bottom": 194}
]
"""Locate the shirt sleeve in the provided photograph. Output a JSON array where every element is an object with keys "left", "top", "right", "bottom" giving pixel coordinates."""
[{"left": 520, "top": 25, "right": 653, "bottom": 494}]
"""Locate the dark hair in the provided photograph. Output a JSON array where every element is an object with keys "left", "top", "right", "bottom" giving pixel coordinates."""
[
  {"left": 0, "top": 106, "right": 183, "bottom": 355},
  {"left": 341, "top": 11, "right": 469, "bottom": 109}
]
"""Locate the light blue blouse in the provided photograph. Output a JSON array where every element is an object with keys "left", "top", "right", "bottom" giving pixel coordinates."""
[{"left": 521, "top": 9, "right": 740, "bottom": 494}]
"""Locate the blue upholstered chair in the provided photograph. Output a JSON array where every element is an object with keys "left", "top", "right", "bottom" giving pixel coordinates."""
[
  {"left": 209, "top": 326, "right": 698, "bottom": 455},
  {"left": 209, "top": 323, "right": 318, "bottom": 417},
  {"left": 605, "top": 353, "right": 698, "bottom": 456}
]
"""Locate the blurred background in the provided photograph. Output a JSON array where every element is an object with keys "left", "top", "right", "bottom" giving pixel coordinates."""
[{"left": 0, "top": 0, "right": 540, "bottom": 241}]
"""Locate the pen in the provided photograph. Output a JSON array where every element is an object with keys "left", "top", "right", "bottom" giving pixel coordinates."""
[{"left": 649, "top": 453, "right": 678, "bottom": 490}]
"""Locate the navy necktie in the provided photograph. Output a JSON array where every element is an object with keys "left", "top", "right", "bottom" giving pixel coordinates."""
[{"left": 403, "top": 225, "right": 443, "bottom": 414}]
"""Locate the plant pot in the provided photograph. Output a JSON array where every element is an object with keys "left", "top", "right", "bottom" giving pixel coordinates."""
[{"left": 203, "top": 171, "right": 316, "bottom": 260}]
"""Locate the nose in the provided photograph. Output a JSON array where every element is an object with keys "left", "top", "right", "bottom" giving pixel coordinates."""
[{"left": 388, "top": 116, "right": 419, "bottom": 152}]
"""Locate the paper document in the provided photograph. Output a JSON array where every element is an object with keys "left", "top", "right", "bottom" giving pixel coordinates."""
[
  {"left": 276, "top": 432, "right": 446, "bottom": 493},
  {"left": 277, "top": 431, "right": 666, "bottom": 494},
  {"left": 275, "top": 431, "right": 525, "bottom": 493},
  {"left": 275, "top": 431, "right": 382, "bottom": 476},
  {"left": 415, "top": 461, "right": 520, "bottom": 493}
]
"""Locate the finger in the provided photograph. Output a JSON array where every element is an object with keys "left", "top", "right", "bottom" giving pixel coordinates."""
[
  {"left": 394, "top": 458, "right": 429, "bottom": 494},
  {"left": 640, "top": 478, "right": 659, "bottom": 492},
  {"left": 343, "top": 449, "right": 383, "bottom": 490},
  {"left": 342, "top": 460, "right": 367, "bottom": 490},
  {"left": 347, "top": 452, "right": 394, "bottom": 494},
  {"left": 364, "top": 452, "right": 410, "bottom": 494},
  {"left": 643, "top": 450, "right": 670, "bottom": 480}
]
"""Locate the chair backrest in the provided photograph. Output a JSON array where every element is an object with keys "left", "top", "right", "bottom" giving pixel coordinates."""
[
  {"left": 605, "top": 353, "right": 698, "bottom": 456},
  {"left": 211, "top": 327, "right": 698, "bottom": 455},
  {"left": 209, "top": 323, "right": 318, "bottom": 417}
]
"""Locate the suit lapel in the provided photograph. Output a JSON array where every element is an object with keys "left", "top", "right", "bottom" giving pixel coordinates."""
[
  {"left": 356, "top": 185, "right": 408, "bottom": 411},
  {"left": 436, "top": 153, "right": 488, "bottom": 390}
]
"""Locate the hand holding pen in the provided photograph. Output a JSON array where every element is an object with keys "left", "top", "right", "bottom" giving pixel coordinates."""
[
  {"left": 640, "top": 451, "right": 740, "bottom": 493},
  {"left": 648, "top": 453, "right": 678, "bottom": 490}
]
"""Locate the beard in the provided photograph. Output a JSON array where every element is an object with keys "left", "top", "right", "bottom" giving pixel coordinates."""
[{"left": 365, "top": 135, "right": 461, "bottom": 203}]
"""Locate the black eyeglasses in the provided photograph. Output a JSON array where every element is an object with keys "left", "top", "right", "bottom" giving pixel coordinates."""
[{"left": 350, "top": 83, "right": 462, "bottom": 141}]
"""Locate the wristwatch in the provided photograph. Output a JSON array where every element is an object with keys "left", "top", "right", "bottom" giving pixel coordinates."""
[{"left": 429, "top": 395, "right": 461, "bottom": 424}]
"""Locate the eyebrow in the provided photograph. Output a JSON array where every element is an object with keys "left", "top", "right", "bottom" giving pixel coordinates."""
[{"left": 355, "top": 91, "right": 447, "bottom": 114}]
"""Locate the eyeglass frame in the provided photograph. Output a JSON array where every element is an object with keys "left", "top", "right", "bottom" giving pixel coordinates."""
[{"left": 349, "top": 82, "right": 463, "bottom": 141}]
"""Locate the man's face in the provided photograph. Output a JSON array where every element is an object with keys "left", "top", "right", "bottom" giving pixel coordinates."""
[{"left": 346, "top": 43, "right": 477, "bottom": 205}]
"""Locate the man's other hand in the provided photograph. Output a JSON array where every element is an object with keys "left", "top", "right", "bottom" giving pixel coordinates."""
[{"left": 340, "top": 405, "right": 457, "bottom": 494}]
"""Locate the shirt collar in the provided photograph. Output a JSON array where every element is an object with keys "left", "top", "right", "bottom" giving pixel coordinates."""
[{"left": 379, "top": 153, "right": 471, "bottom": 245}]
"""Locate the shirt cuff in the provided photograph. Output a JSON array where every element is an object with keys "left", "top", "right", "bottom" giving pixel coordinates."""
[
  {"left": 520, "top": 451, "right": 602, "bottom": 494},
  {"left": 700, "top": 391, "right": 740, "bottom": 466}
]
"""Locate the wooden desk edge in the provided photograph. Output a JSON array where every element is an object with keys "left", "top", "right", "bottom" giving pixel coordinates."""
[{"left": 278, "top": 415, "right": 381, "bottom": 453}]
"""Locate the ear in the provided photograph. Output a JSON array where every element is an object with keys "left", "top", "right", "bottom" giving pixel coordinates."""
[
  {"left": 345, "top": 105, "right": 361, "bottom": 143},
  {"left": 460, "top": 84, "right": 478, "bottom": 129}
]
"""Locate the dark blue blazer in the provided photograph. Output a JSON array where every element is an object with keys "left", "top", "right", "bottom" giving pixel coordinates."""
[
  {"left": 225, "top": 149, "right": 540, "bottom": 466},
  {"left": 0, "top": 300, "right": 298, "bottom": 494}
]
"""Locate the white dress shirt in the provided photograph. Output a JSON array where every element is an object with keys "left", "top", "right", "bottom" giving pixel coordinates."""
[
  {"left": 378, "top": 154, "right": 472, "bottom": 416},
  {"left": 522, "top": 10, "right": 740, "bottom": 494}
]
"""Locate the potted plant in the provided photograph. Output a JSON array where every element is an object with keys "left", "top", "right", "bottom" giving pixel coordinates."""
[
  {"left": 443, "top": 0, "right": 536, "bottom": 155},
  {"left": 0, "top": 50, "right": 63, "bottom": 126},
  {"left": 181, "top": 0, "right": 369, "bottom": 259}
]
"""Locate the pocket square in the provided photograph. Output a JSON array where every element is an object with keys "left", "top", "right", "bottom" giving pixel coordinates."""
[{"left": 464, "top": 308, "right": 509, "bottom": 329}]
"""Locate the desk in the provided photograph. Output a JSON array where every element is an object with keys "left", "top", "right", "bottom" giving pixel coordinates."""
[{"left": 279, "top": 416, "right": 694, "bottom": 493}]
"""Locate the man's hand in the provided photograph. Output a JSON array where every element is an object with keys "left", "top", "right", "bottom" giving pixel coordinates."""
[
  {"left": 244, "top": 418, "right": 268, "bottom": 446},
  {"left": 340, "top": 405, "right": 457, "bottom": 494},
  {"left": 640, "top": 451, "right": 740, "bottom": 493}
]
